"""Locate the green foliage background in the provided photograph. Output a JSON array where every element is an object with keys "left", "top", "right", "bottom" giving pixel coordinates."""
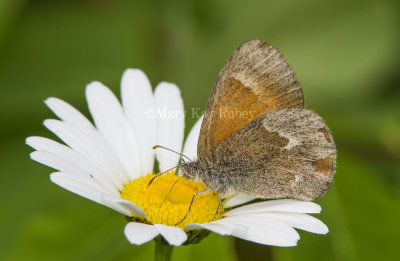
[{"left": 0, "top": 0, "right": 399, "bottom": 260}]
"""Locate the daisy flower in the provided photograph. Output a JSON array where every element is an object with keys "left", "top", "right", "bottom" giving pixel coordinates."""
[{"left": 26, "top": 69, "right": 328, "bottom": 248}]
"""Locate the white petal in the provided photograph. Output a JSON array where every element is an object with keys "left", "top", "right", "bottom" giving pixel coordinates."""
[
  {"left": 121, "top": 69, "right": 156, "bottom": 175},
  {"left": 184, "top": 222, "right": 234, "bottom": 235},
  {"left": 50, "top": 172, "right": 130, "bottom": 216},
  {"left": 124, "top": 222, "right": 159, "bottom": 245},
  {"left": 223, "top": 193, "right": 256, "bottom": 208},
  {"left": 86, "top": 81, "right": 141, "bottom": 181},
  {"left": 246, "top": 212, "right": 328, "bottom": 234},
  {"left": 218, "top": 216, "right": 300, "bottom": 247},
  {"left": 224, "top": 199, "right": 322, "bottom": 217},
  {"left": 153, "top": 224, "right": 187, "bottom": 246},
  {"left": 182, "top": 115, "right": 203, "bottom": 161},
  {"left": 27, "top": 136, "right": 119, "bottom": 196},
  {"left": 45, "top": 97, "right": 94, "bottom": 132},
  {"left": 154, "top": 82, "right": 185, "bottom": 172},
  {"left": 188, "top": 215, "right": 300, "bottom": 247},
  {"left": 30, "top": 150, "right": 79, "bottom": 175},
  {"left": 43, "top": 97, "right": 129, "bottom": 190},
  {"left": 30, "top": 151, "right": 118, "bottom": 197},
  {"left": 103, "top": 196, "right": 146, "bottom": 218},
  {"left": 43, "top": 119, "right": 125, "bottom": 190}
]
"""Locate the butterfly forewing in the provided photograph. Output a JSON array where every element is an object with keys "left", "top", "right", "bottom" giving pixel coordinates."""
[{"left": 198, "top": 39, "right": 304, "bottom": 161}]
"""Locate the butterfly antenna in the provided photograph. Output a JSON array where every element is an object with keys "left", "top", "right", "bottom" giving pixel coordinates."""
[
  {"left": 153, "top": 145, "right": 192, "bottom": 163},
  {"left": 149, "top": 145, "right": 192, "bottom": 186},
  {"left": 148, "top": 165, "right": 177, "bottom": 186}
]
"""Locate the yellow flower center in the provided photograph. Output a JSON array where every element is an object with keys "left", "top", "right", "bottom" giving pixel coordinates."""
[{"left": 120, "top": 171, "right": 223, "bottom": 228}]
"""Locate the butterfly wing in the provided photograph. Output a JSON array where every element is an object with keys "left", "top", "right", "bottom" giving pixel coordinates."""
[
  {"left": 198, "top": 39, "right": 304, "bottom": 161},
  {"left": 213, "top": 108, "right": 336, "bottom": 201}
]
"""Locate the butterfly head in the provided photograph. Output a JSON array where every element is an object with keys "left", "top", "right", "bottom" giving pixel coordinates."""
[{"left": 180, "top": 161, "right": 201, "bottom": 182}]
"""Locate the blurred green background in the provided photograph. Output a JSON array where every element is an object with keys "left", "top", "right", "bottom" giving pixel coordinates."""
[{"left": 1, "top": 0, "right": 399, "bottom": 260}]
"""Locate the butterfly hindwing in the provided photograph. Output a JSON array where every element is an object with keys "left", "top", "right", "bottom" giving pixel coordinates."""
[{"left": 212, "top": 108, "right": 336, "bottom": 200}]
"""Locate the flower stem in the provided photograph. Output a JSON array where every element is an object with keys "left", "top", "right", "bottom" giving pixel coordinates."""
[{"left": 154, "top": 240, "right": 173, "bottom": 261}]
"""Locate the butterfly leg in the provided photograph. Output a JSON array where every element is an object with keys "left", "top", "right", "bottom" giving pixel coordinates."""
[
  {"left": 175, "top": 188, "right": 213, "bottom": 226},
  {"left": 159, "top": 177, "right": 183, "bottom": 207},
  {"left": 213, "top": 195, "right": 223, "bottom": 219}
]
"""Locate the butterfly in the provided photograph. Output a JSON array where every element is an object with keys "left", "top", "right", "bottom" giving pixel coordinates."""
[{"left": 154, "top": 39, "right": 336, "bottom": 223}]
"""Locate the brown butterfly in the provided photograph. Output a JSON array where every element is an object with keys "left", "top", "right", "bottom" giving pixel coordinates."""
[
  {"left": 154, "top": 39, "right": 336, "bottom": 222},
  {"left": 180, "top": 39, "right": 336, "bottom": 200}
]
